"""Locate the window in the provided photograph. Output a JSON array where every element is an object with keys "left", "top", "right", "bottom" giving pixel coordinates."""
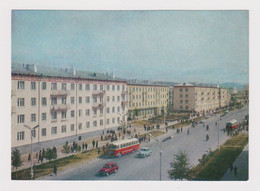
[
  {"left": 100, "top": 85, "right": 103, "bottom": 91},
  {"left": 185, "top": 88, "right": 188, "bottom": 92},
  {"left": 31, "top": 98, "right": 36, "bottom": 106},
  {"left": 61, "top": 125, "right": 66, "bottom": 133},
  {"left": 31, "top": 129, "right": 36, "bottom": 138},
  {"left": 112, "top": 118, "right": 115, "bottom": 124},
  {"left": 180, "top": 94, "right": 183, "bottom": 98},
  {"left": 100, "top": 97, "right": 103, "bottom": 103},
  {"left": 71, "top": 83, "right": 75, "bottom": 90},
  {"left": 31, "top": 82, "right": 36, "bottom": 90},
  {"left": 17, "top": 98, "right": 25, "bottom": 107},
  {"left": 42, "top": 82, "right": 46, "bottom": 90},
  {"left": 185, "top": 106, "right": 189, "bottom": 110},
  {"left": 180, "top": 106, "right": 183, "bottom": 110},
  {"left": 117, "top": 117, "right": 120, "bottom": 123},
  {"left": 79, "top": 84, "right": 82, "bottom": 90},
  {"left": 93, "top": 109, "right": 97, "bottom": 115},
  {"left": 93, "top": 84, "right": 97, "bottom": 90},
  {"left": 122, "top": 106, "right": 125, "bottom": 112},
  {"left": 85, "top": 96, "right": 90, "bottom": 103},
  {"left": 112, "top": 107, "right": 115, "bottom": 113},
  {"left": 42, "top": 97, "right": 47, "bottom": 106},
  {"left": 185, "top": 94, "right": 188, "bottom": 98},
  {"left": 100, "top": 120, "right": 103, "bottom": 126},
  {"left": 17, "top": 114, "right": 25, "bottom": 123},
  {"left": 62, "top": 111, "right": 67, "bottom": 119},
  {"left": 51, "top": 111, "right": 57, "bottom": 120},
  {"left": 106, "top": 119, "right": 110, "bottom": 124},
  {"left": 51, "top": 97, "right": 57, "bottom": 105},
  {"left": 117, "top": 107, "right": 120, "bottom": 112},
  {"left": 180, "top": 89, "right": 183, "bottom": 92},
  {"left": 42, "top": 128, "right": 47, "bottom": 136},
  {"left": 17, "top": 81, "right": 25, "bottom": 90},
  {"left": 117, "top": 85, "right": 120, "bottom": 91},
  {"left": 78, "top": 123, "right": 82, "bottom": 130},
  {"left": 17, "top": 131, "right": 24, "bottom": 141},
  {"left": 31, "top": 114, "right": 36, "bottom": 122},
  {"left": 71, "top": 110, "right": 75, "bottom": 118},
  {"left": 117, "top": 96, "right": 120, "bottom": 102},
  {"left": 79, "top": 97, "right": 82, "bottom": 104},
  {"left": 85, "top": 84, "right": 90, "bottom": 91},
  {"left": 62, "top": 97, "right": 66, "bottom": 105},
  {"left": 185, "top": 100, "right": 188, "bottom": 104},
  {"left": 100, "top": 108, "right": 103, "bottom": 115},
  {"left": 70, "top": 124, "right": 75, "bottom": 131},
  {"left": 107, "top": 96, "right": 110, "bottom": 102},
  {"left": 106, "top": 85, "right": 110, "bottom": 91},
  {"left": 42, "top": 113, "right": 46, "bottom": 121},
  {"left": 180, "top": 100, "right": 183, "bottom": 103},
  {"left": 93, "top": 121, "right": 97, "bottom": 127},
  {"left": 51, "top": 127, "right": 57, "bottom": 135},
  {"left": 86, "top": 122, "right": 90, "bottom": 128},
  {"left": 86, "top": 109, "right": 90, "bottom": 116},
  {"left": 71, "top": 97, "right": 75, "bottom": 104},
  {"left": 112, "top": 96, "right": 115, "bottom": 102},
  {"left": 62, "top": 83, "right": 66, "bottom": 90},
  {"left": 79, "top": 110, "right": 82, "bottom": 117},
  {"left": 51, "top": 83, "right": 57, "bottom": 90},
  {"left": 93, "top": 97, "right": 97, "bottom": 103},
  {"left": 107, "top": 108, "right": 110, "bottom": 114}
]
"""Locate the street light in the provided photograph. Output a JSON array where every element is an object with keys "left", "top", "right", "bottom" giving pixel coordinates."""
[
  {"left": 216, "top": 120, "right": 220, "bottom": 150},
  {"left": 23, "top": 124, "right": 39, "bottom": 179},
  {"left": 149, "top": 133, "right": 172, "bottom": 180}
]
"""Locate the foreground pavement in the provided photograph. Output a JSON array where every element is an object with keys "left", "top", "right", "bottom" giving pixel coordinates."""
[{"left": 39, "top": 106, "right": 248, "bottom": 180}]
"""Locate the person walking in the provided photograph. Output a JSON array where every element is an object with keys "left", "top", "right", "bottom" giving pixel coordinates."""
[
  {"left": 96, "top": 140, "right": 99, "bottom": 148},
  {"left": 234, "top": 165, "right": 238, "bottom": 176},
  {"left": 28, "top": 153, "right": 31, "bottom": 162},
  {"left": 206, "top": 134, "right": 209, "bottom": 141},
  {"left": 85, "top": 143, "right": 88, "bottom": 151},
  {"left": 92, "top": 140, "right": 95, "bottom": 149}
]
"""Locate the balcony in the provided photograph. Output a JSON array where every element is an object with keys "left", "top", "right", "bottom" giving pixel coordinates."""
[
  {"left": 50, "top": 104, "right": 70, "bottom": 111},
  {"left": 92, "top": 102, "right": 106, "bottom": 108},
  {"left": 121, "top": 100, "right": 128, "bottom": 106},
  {"left": 50, "top": 90, "right": 70, "bottom": 96},
  {"left": 11, "top": 107, "right": 16, "bottom": 114},
  {"left": 92, "top": 90, "right": 105, "bottom": 97}
]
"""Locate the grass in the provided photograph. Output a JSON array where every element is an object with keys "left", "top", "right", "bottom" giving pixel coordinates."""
[
  {"left": 145, "top": 130, "right": 165, "bottom": 137},
  {"left": 191, "top": 133, "right": 248, "bottom": 180},
  {"left": 12, "top": 148, "right": 103, "bottom": 180}
]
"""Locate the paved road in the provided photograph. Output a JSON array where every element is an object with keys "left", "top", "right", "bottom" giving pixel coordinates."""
[{"left": 41, "top": 106, "right": 248, "bottom": 180}]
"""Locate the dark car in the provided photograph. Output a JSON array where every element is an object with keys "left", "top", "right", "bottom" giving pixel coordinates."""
[{"left": 98, "top": 162, "right": 119, "bottom": 176}]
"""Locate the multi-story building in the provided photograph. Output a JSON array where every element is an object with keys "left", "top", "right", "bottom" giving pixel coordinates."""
[
  {"left": 11, "top": 63, "right": 127, "bottom": 148},
  {"left": 243, "top": 84, "right": 249, "bottom": 102},
  {"left": 173, "top": 83, "right": 230, "bottom": 115},
  {"left": 127, "top": 80, "right": 169, "bottom": 120}
]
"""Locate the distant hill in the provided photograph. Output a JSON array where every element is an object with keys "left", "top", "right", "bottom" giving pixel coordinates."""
[{"left": 220, "top": 82, "right": 246, "bottom": 90}]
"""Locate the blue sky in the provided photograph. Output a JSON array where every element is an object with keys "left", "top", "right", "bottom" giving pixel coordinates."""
[{"left": 12, "top": 10, "right": 249, "bottom": 84}]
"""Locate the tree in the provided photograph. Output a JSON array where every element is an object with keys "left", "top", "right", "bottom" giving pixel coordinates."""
[
  {"left": 61, "top": 142, "right": 71, "bottom": 156},
  {"left": 161, "top": 106, "right": 165, "bottom": 116},
  {"left": 168, "top": 150, "right": 192, "bottom": 180},
  {"left": 45, "top": 148, "right": 57, "bottom": 162},
  {"left": 11, "top": 148, "right": 23, "bottom": 179},
  {"left": 134, "top": 108, "right": 139, "bottom": 119}
]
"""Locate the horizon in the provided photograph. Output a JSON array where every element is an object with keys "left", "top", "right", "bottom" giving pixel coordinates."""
[{"left": 12, "top": 10, "right": 249, "bottom": 84}]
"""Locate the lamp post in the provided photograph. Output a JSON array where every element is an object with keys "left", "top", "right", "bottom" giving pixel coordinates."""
[
  {"left": 149, "top": 133, "right": 172, "bottom": 180},
  {"left": 23, "top": 124, "right": 39, "bottom": 179},
  {"left": 216, "top": 120, "right": 220, "bottom": 150},
  {"left": 118, "top": 112, "right": 128, "bottom": 129}
]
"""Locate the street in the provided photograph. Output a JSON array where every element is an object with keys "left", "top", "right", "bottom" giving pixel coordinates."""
[{"left": 41, "top": 106, "right": 248, "bottom": 180}]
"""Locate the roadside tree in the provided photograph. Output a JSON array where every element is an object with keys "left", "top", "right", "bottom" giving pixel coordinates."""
[
  {"left": 61, "top": 142, "right": 71, "bottom": 156},
  {"left": 168, "top": 150, "right": 192, "bottom": 180},
  {"left": 45, "top": 148, "right": 57, "bottom": 162},
  {"left": 11, "top": 148, "right": 23, "bottom": 179}
]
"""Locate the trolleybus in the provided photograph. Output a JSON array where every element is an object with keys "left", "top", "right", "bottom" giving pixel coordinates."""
[{"left": 226, "top": 119, "right": 239, "bottom": 130}]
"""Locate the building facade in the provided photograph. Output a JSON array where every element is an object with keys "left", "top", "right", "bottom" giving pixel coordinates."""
[
  {"left": 173, "top": 83, "right": 230, "bottom": 115},
  {"left": 127, "top": 80, "right": 169, "bottom": 120},
  {"left": 11, "top": 64, "right": 127, "bottom": 148}
]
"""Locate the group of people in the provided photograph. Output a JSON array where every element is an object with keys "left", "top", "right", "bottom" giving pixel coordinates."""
[
  {"left": 143, "top": 125, "right": 157, "bottom": 131},
  {"left": 230, "top": 164, "right": 238, "bottom": 176}
]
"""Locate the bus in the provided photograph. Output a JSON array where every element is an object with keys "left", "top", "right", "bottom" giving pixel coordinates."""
[
  {"left": 226, "top": 119, "right": 239, "bottom": 130},
  {"left": 106, "top": 138, "right": 140, "bottom": 157}
]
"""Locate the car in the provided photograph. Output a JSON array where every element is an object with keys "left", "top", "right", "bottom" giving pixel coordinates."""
[
  {"left": 137, "top": 147, "right": 152, "bottom": 158},
  {"left": 98, "top": 162, "right": 119, "bottom": 176}
]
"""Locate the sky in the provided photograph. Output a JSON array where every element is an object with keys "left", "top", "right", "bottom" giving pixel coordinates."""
[{"left": 12, "top": 10, "right": 249, "bottom": 84}]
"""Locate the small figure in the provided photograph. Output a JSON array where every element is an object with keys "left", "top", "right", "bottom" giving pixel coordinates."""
[{"left": 187, "top": 129, "right": 189, "bottom": 135}]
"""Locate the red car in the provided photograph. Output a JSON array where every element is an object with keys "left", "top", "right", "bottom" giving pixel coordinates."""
[{"left": 98, "top": 162, "right": 119, "bottom": 176}]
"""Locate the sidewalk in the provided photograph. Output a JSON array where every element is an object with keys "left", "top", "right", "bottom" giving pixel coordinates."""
[
  {"left": 12, "top": 120, "right": 177, "bottom": 172},
  {"left": 221, "top": 144, "right": 248, "bottom": 181}
]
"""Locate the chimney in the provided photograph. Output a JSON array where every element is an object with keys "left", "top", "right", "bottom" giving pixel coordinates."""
[{"left": 26, "top": 64, "right": 37, "bottom": 72}]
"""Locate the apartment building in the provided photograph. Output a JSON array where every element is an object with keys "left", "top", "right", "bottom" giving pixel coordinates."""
[
  {"left": 127, "top": 80, "right": 169, "bottom": 120},
  {"left": 173, "top": 83, "right": 230, "bottom": 115},
  {"left": 11, "top": 63, "right": 127, "bottom": 148}
]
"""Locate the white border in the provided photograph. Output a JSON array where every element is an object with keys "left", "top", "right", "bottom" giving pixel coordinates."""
[{"left": 1, "top": 0, "right": 260, "bottom": 191}]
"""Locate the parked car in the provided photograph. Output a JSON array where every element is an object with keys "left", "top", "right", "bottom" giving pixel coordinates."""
[
  {"left": 137, "top": 147, "right": 152, "bottom": 158},
  {"left": 98, "top": 162, "right": 119, "bottom": 176}
]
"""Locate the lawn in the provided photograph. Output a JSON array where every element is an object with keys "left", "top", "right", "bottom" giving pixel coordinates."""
[{"left": 191, "top": 133, "right": 248, "bottom": 180}]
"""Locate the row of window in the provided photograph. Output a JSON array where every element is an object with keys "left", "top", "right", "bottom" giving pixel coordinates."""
[
  {"left": 17, "top": 81, "right": 126, "bottom": 91},
  {"left": 129, "top": 87, "right": 168, "bottom": 93},
  {"left": 179, "top": 88, "right": 189, "bottom": 92},
  {"left": 130, "top": 94, "right": 167, "bottom": 99},
  {"left": 179, "top": 94, "right": 189, "bottom": 98},
  {"left": 16, "top": 117, "right": 122, "bottom": 141},
  {"left": 129, "top": 100, "right": 167, "bottom": 107}
]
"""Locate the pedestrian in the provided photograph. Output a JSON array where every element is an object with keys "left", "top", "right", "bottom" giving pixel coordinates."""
[
  {"left": 206, "top": 134, "right": 209, "bottom": 141},
  {"left": 54, "top": 164, "right": 57, "bottom": 175},
  {"left": 181, "top": 128, "right": 183, "bottom": 133},
  {"left": 230, "top": 164, "right": 233, "bottom": 173},
  {"left": 234, "top": 165, "right": 238, "bottom": 176},
  {"left": 206, "top": 125, "right": 209, "bottom": 131},
  {"left": 36, "top": 152, "right": 38, "bottom": 159},
  {"left": 101, "top": 135, "right": 103, "bottom": 141},
  {"left": 97, "top": 148, "right": 101, "bottom": 154},
  {"left": 92, "top": 140, "right": 95, "bottom": 149},
  {"left": 85, "top": 143, "right": 88, "bottom": 151},
  {"left": 187, "top": 129, "right": 189, "bottom": 135},
  {"left": 28, "top": 153, "right": 31, "bottom": 162},
  {"left": 82, "top": 143, "right": 85, "bottom": 151}
]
